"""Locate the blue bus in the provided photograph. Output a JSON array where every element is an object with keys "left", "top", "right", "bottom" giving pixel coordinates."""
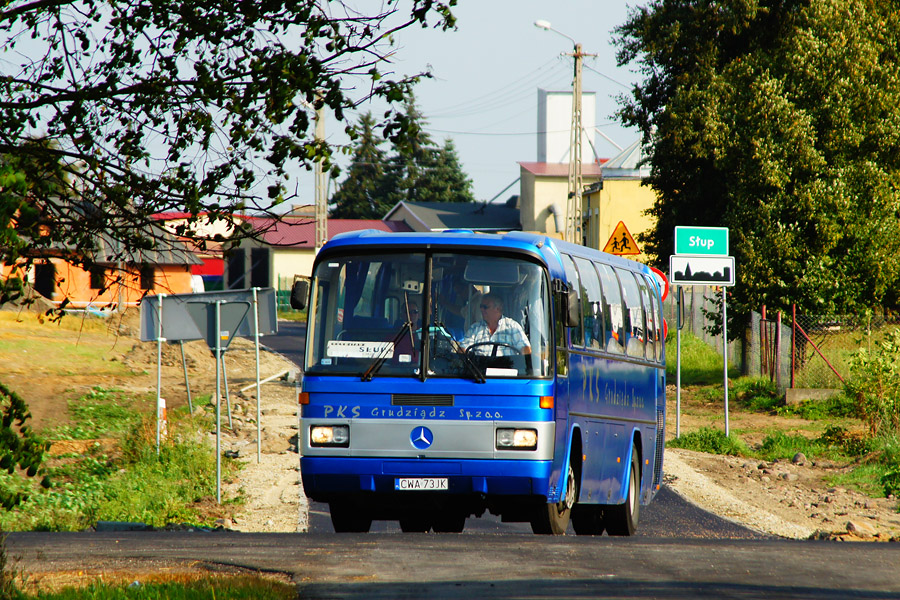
[{"left": 291, "top": 230, "right": 666, "bottom": 535}]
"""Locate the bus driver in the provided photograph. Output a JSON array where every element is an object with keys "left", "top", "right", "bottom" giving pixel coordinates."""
[{"left": 459, "top": 293, "right": 531, "bottom": 356}]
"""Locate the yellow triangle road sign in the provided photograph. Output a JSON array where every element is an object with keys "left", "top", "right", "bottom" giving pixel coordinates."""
[{"left": 603, "top": 221, "right": 641, "bottom": 255}]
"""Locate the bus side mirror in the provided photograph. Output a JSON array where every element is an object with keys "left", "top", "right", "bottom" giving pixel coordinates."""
[
  {"left": 290, "top": 278, "right": 310, "bottom": 310},
  {"left": 566, "top": 288, "right": 580, "bottom": 327}
]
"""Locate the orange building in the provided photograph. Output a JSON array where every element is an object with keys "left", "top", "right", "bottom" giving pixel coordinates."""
[{"left": 10, "top": 227, "right": 201, "bottom": 309}]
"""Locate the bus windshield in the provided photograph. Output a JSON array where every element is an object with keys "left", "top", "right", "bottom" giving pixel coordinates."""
[{"left": 306, "top": 251, "right": 552, "bottom": 379}]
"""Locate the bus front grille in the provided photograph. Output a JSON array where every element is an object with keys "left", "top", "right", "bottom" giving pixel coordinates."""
[{"left": 392, "top": 394, "right": 454, "bottom": 406}]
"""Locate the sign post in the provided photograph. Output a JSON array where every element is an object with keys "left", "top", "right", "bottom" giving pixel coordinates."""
[{"left": 671, "top": 226, "right": 734, "bottom": 437}]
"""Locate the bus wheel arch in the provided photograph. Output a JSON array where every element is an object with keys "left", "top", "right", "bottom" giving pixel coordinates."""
[
  {"left": 531, "top": 429, "right": 582, "bottom": 535},
  {"left": 605, "top": 441, "right": 641, "bottom": 536}
]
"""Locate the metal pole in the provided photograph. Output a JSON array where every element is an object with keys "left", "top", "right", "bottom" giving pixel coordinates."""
[
  {"left": 567, "top": 43, "right": 584, "bottom": 244},
  {"left": 156, "top": 294, "right": 165, "bottom": 456},
  {"left": 215, "top": 301, "right": 222, "bottom": 504},
  {"left": 676, "top": 286, "right": 682, "bottom": 438},
  {"left": 791, "top": 303, "right": 796, "bottom": 389},
  {"left": 723, "top": 286, "right": 729, "bottom": 437},
  {"left": 775, "top": 311, "right": 783, "bottom": 391},
  {"left": 253, "top": 288, "right": 262, "bottom": 463},
  {"left": 222, "top": 353, "right": 232, "bottom": 429},
  {"left": 180, "top": 340, "right": 193, "bottom": 413}
]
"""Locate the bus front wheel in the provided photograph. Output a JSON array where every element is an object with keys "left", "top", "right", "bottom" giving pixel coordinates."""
[
  {"left": 531, "top": 462, "right": 576, "bottom": 535},
  {"left": 605, "top": 447, "right": 640, "bottom": 536},
  {"left": 330, "top": 501, "right": 372, "bottom": 533}
]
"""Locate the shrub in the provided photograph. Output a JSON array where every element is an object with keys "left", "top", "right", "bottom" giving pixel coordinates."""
[{"left": 845, "top": 329, "right": 900, "bottom": 436}]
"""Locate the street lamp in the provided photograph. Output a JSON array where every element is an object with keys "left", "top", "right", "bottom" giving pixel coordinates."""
[{"left": 534, "top": 20, "right": 587, "bottom": 245}]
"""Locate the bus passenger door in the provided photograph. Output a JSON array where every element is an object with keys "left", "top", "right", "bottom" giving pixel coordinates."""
[{"left": 550, "top": 278, "right": 572, "bottom": 503}]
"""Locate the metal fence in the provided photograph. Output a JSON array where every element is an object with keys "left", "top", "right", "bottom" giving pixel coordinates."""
[{"left": 664, "top": 287, "right": 900, "bottom": 393}]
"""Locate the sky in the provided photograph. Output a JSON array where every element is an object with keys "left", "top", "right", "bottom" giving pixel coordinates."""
[{"left": 310, "top": 0, "right": 647, "bottom": 206}]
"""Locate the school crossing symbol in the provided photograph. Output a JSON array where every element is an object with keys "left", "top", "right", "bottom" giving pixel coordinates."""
[{"left": 603, "top": 221, "right": 641, "bottom": 256}]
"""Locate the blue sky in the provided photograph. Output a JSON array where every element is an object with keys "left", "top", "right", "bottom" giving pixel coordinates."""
[{"left": 317, "top": 1, "right": 646, "bottom": 205}]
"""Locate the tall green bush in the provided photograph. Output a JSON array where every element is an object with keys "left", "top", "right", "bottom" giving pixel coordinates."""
[{"left": 845, "top": 330, "right": 900, "bottom": 436}]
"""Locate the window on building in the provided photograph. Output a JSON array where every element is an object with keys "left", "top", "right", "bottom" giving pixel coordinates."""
[
  {"left": 89, "top": 266, "right": 106, "bottom": 290},
  {"left": 140, "top": 265, "right": 155, "bottom": 290}
]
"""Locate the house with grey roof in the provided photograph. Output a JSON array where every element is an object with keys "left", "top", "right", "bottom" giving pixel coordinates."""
[{"left": 383, "top": 199, "right": 521, "bottom": 233}]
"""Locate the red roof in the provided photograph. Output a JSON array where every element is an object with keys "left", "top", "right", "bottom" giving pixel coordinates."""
[
  {"left": 518, "top": 161, "right": 606, "bottom": 177},
  {"left": 248, "top": 217, "right": 411, "bottom": 247}
]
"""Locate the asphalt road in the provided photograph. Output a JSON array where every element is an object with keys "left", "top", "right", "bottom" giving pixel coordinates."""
[{"left": 8, "top": 531, "right": 900, "bottom": 599}]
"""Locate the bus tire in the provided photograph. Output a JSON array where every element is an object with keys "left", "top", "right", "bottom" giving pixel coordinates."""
[
  {"left": 531, "top": 462, "right": 576, "bottom": 535},
  {"left": 605, "top": 447, "right": 640, "bottom": 536},
  {"left": 330, "top": 501, "right": 372, "bottom": 533}
]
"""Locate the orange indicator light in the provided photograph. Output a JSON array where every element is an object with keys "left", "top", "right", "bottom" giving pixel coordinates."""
[
  {"left": 539, "top": 396, "right": 554, "bottom": 409},
  {"left": 298, "top": 392, "right": 309, "bottom": 405}
]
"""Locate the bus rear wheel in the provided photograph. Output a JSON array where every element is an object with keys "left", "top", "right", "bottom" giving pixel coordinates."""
[
  {"left": 605, "top": 447, "right": 640, "bottom": 536},
  {"left": 531, "top": 462, "right": 576, "bottom": 535},
  {"left": 330, "top": 501, "right": 372, "bottom": 533}
]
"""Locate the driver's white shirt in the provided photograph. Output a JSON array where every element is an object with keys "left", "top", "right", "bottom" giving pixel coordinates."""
[{"left": 461, "top": 317, "right": 530, "bottom": 356}]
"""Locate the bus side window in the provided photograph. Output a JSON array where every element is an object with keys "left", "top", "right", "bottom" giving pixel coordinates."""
[
  {"left": 596, "top": 263, "right": 624, "bottom": 354},
  {"left": 644, "top": 273, "right": 664, "bottom": 362},
  {"left": 636, "top": 274, "right": 655, "bottom": 361},
  {"left": 553, "top": 284, "right": 568, "bottom": 376},
  {"left": 574, "top": 257, "right": 603, "bottom": 350},
  {"left": 618, "top": 270, "right": 646, "bottom": 359},
  {"left": 560, "top": 255, "right": 583, "bottom": 347}
]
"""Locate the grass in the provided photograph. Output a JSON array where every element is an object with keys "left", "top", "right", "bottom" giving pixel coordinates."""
[
  {"left": 44, "top": 387, "right": 143, "bottom": 441},
  {"left": 0, "top": 312, "right": 134, "bottom": 377},
  {"left": 25, "top": 578, "right": 296, "bottom": 600},
  {"left": 3, "top": 569, "right": 295, "bottom": 600},
  {"left": 667, "top": 427, "right": 750, "bottom": 456},
  {"left": 0, "top": 392, "right": 238, "bottom": 531},
  {"left": 666, "top": 330, "right": 736, "bottom": 385},
  {"left": 277, "top": 309, "right": 307, "bottom": 323}
]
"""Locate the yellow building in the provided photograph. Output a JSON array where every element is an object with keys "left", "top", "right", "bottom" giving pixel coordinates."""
[
  {"left": 582, "top": 139, "right": 655, "bottom": 260},
  {"left": 519, "top": 138, "right": 655, "bottom": 261}
]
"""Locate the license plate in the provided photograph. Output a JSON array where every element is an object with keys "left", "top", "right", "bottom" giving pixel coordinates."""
[{"left": 394, "top": 477, "right": 448, "bottom": 491}]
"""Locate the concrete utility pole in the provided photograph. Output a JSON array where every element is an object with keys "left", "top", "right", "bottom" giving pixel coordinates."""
[
  {"left": 567, "top": 43, "right": 584, "bottom": 245},
  {"left": 534, "top": 21, "right": 595, "bottom": 245},
  {"left": 314, "top": 105, "right": 327, "bottom": 252}
]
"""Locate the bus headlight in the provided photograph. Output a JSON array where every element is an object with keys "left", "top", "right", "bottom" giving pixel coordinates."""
[
  {"left": 310, "top": 425, "right": 350, "bottom": 447},
  {"left": 496, "top": 428, "right": 537, "bottom": 450}
]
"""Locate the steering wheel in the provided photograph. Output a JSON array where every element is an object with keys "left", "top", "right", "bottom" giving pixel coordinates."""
[{"left": 465, "top": 341, "right": 519, "bottom": 357}]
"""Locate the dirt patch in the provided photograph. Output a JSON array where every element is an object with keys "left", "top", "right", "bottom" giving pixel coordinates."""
[{"left": 664, "top": 388, "right": 900, "bottom": 541}]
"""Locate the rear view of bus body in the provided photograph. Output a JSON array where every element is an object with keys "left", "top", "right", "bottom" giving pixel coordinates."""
[{"left": 293, "top": 230, "right": 666, "bottom": 535}]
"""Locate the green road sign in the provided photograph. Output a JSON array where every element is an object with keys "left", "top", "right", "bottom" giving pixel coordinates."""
[{"left": 674, "top": 226, "right": 729, "bottom": 255}]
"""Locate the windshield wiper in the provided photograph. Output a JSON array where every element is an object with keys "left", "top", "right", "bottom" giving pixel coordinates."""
[
  {"left": 431, "top": 321, "right": 485, "bottom": 384},
  {"left": 360, "top": 322, "right": 411, "bottom": 382}
]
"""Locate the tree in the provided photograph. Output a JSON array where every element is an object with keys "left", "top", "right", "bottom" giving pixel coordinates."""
[
  {"left": 0, "top": 382, "right": 50, "bottom": 509},
  {"left": 0, "top": 0, "right": 458, "bottom": 509},
  {"left": 381, "top": 97, "right": 475, "bottom": 205},
  {"left": 615, "top": 0, "right": 900, "bottom": 318},
  {"left": 0, "top": 0, "right": 458, "bottom": 304},
  {"left": 329, "top": 113, "right": 391, "bottom": 219},
  {"left": 419, "top": 139, "right": 476, "bottom": 203}
]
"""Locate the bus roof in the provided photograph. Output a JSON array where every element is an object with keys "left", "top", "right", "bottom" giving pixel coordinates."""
[{"left": 318, "top": 229, "right": 652, "bottom": 276}]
